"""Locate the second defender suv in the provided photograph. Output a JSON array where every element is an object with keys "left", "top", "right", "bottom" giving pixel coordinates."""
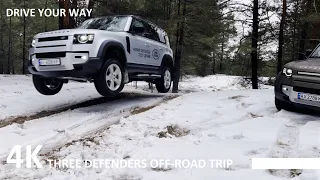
[
  {"left": 28, "top": 15, "right": 174, "bottom": 97},
  {"left": 275, "top": 45, "right": 320, "bottom": 111}
]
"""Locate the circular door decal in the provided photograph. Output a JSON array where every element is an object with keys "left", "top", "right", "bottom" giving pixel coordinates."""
[{"left": 152, "top": 49, "right": 160, "bottom": 60}]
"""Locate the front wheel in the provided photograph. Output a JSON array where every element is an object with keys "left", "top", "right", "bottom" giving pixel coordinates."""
[
  {"left": 32, "top": 75, "right": 63, "bottom": 95},
  {"left": 155, "top": 67, "right": 172, "bottom": 93},
  {"left": 94, "top": 58, "right": 124, "bottom": 97}
]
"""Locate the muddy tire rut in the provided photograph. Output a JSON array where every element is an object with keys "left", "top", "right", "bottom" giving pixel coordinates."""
[{"left": 0, "top": 92, "right": 171, "bottom": 128}]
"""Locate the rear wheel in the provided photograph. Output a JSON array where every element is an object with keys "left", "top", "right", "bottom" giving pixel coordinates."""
[
  {"left": 155, "top": 66, "right": 172, "bottom": 93},
  {"left": 94, "top": 58, "right": 124, "bottom": 97},
  {"left": 32, "top": 75, "right": 63, "bottom": 95}
]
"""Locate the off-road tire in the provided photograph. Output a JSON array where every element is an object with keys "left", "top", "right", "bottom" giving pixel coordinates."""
[
  {"left": 32, "top": 75, "right": 63, "bottom": 95},
  {"left": 94, "top": 58, "right": 124, "bottom": 97},
  {"left": 155, "top": 66, "right": 172, "bottom": 93}
]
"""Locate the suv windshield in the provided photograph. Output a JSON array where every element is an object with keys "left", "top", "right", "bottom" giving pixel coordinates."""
[
  {"left": 78, "top": 16, "right": 128, "bottom": 31},
  {"left": 309, "top": 46, "right": 320, "bottom": 58}
]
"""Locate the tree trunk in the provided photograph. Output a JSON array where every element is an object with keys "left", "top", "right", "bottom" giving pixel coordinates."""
[
  {"left": 298, "top": 0, "right": 312, "bottom": 60},
  {"left": 11, "top": 35, "right": 15, "bottom": 74},
  {"left": 220, "top": 33, "right": 225, "bottom": 73},
  {"left": 59, "top": 0, "right": 77, "bottom": 29},
  {"left": 22, "top": 0, "right": 26, "bottom": 74},
  {"left": 276, "top": 0, "right": 287, "bottom": 74},
  {"left": 212, "top": 54, "right": 215, "bottom": 74},
  {"left": 0, "top": 12, "right": 3, "bottom": 74},
  {"left": 251, "top": 0, "right": 259, "bottom": 89},
  {"left": 45, "top": 0, "right": 48, "bottom": 31},
  {"left": 59, "top": 0, "right": 64, "bottom": 29},
  {"left": 174, "top": 0, "right": 181, "bottom": 60},
  {"left": 7, "top": 16, "right": 12, "bottom": 74},
  {"left": 172, "top": 0, "right": 186, "bottom": 93},
  {"left": 86, "top": 0, "right": 95, "bottom": 19},
  {"left": 172, "top": 0, "right": 181, "bottom": 93},
  {"left": 291, "top": 0, "right": 298, "bottom": 61},
  {"left": 298, "top": 25, "right": 308, "bottom": 60},
  {"left": 22, "top": 16, "right": 26, "bottom": 74},
  {"left": 70, "top": 0, "right": 77, "bottom": 27}
]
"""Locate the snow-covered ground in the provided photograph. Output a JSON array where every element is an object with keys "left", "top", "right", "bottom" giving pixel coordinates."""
[
  {"left": 0, "top": 75, "right": 101, "bottom": 120},
  {"left": 132, "top": 75, "right": 272, "bottom": 93},
  {"left": 0, "top": 75, "right": 319, "bottom": 180}
]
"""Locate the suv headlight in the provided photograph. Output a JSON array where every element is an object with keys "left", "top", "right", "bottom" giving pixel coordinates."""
[
  {"left": 74, "top": 34, "right": 94, "bottom": 44},
  {"left": 282, "top": 68, "right": 293, "bottom": 77},
  {"left": 31, "top": 39, "right": 36, "bottom": 47}
]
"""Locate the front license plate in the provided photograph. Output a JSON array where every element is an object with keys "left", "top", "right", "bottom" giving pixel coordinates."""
[
  {"left": 39, "top": 59, "right": 60, "bottom": 66},
  {"left": 297, "top": 92, "right": 320, "bottom": 102}
]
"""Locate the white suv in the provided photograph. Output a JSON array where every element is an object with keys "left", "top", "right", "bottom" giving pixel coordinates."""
[{"left": 28, "top": 15, "right": 174, "bottom": 97}]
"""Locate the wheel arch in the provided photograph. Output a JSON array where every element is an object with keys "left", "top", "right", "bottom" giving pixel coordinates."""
[
  {"left": 97, "top": 41, "right": 127, "bottom": 69},
  {"left": 160, "top": 54, "right": 174, "bottom": 71}
]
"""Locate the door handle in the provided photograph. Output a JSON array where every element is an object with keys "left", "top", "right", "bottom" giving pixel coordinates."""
[{"left": 145, "top": 43, "right": 150, "bottom": 48}]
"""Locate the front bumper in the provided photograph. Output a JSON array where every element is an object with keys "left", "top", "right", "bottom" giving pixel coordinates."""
[
  {"left": 28, "top": 31, "right": 106, "bottom": 78},
  {"left": 28, "top": 57, "right": 102, "bottom": 78},
  {"left": 275, "top": 72, "right": 320, "bottom": 110},
  {"left": 275, "top": 73, "right": 293, "bottom": 102},
  {"left": 30, "top": 51, "right": 96, "bottom": 71}
]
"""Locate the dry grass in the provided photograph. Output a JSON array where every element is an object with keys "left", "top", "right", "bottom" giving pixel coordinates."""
[
  {"left": 151, "top": 167, "right": 172, "bottom": 172},
  {"left": 248, "top": 113, "right": 263, "bottom": 118},
  {"left": 113, "top": 174, "right": 142, "bottom": 180},
  {"left": 290, "top": 169, "right": 303, "bottom": 177},
  {"left": 228, "top": 95, "right": 246, "bottom": 101},
  {"left": 268, "top": 169, "right": 302, "bottom": 178},
  {"left": 131, "top": 105, "right": 157, "bottom": 115},
  {"left": 158, "top": 125, "right": 190, "bottom": 138},
  {"left": 277, "top": 141, "right": 290, "bottom": 147},
  {"left": 40, "top": 135, "right": 103, "bottom": 159},
  {"left": 130, "top": 95, "right": 179, "bottom": 115}
]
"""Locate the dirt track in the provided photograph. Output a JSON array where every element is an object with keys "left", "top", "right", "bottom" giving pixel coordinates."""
[{"left": 0, "top": 92, "right": 171, "bottom": 128}]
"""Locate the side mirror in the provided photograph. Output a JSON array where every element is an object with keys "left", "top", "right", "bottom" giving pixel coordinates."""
[
  {"left": 131, "top": 26, "right": 144, "bottom": 34},
  {"left": 305, "top": 49, "right": 313, "bottom": 58}
]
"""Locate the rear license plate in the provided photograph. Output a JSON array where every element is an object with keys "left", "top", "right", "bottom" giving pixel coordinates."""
[
  {"left": 297, "top": 92, "right": 320, "bottom": 102},
  {"left": 39, "top": 59, "right": 60, "bottom": 66}
]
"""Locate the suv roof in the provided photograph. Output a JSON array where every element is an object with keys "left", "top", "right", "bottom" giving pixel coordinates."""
[{"left": 94, "top": 15, "right": 166, "bottom": 33}]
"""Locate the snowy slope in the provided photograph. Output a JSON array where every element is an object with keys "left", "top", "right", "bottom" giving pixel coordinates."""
[
  {"left": 131, "top": 74, "right": 272, "bottom": 93},
  {"left": 0, "top": 75, "right": 319, "bottom": 179},
  {"left": 0, "top": 75, "right": 178, "bottom": 162},
  {"left": 0, "top": 75, "right": 101, "bottom": 120},
  {"left": 0, "top": 74, "right": 250, "bottom": 122}
]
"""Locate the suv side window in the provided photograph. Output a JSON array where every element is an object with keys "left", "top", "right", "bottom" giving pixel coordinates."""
[
  {"left": 130, "top": 18, "right": 160, "bottom": 42},
  {"left": 146, "top": 24, "right": 160, "bottom": 42},
  {"left": 130, "top": 18, "right": 145, "bottom": 36}
]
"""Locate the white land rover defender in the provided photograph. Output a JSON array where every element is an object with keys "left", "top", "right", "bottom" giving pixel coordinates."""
[{"left": 28, "top": 15, "right": 174, "bottom": 97}]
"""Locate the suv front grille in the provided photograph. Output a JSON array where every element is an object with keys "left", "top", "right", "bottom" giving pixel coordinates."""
[
  {"left": 293, "top": 86, "right": 320, "bottom": 95},
  {"left": 35, "top": 52, "right": 66, "bottom": 58},
  {"left": 38, "top": 36, "right": 68, "bottom": 42}
]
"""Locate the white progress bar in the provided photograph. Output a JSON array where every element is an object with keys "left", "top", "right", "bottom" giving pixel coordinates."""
[{"left": 252, "top": 158, "right": 320, "bottom": 169}]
